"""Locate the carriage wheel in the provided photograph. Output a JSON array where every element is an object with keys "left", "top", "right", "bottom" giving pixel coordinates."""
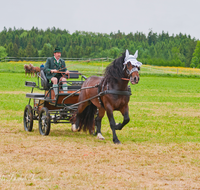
[
  {"left": 38, "top": 107, "right": 51, "bottom": 135},
  {"left": 23, "top": 105, "right": 33, "bottom": 132}
]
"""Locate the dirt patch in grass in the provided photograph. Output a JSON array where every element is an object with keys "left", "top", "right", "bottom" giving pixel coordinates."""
[{"left": 0, "top": 122, "right": 200, "bottom": 190}]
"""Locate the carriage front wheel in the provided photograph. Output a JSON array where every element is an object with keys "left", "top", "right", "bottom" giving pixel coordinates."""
[
  {"left": 38, "top": 107, "right": 51, "bottom": 135},
  {"left": 23, "top": 105, "right": 33, "bottom": 132}
]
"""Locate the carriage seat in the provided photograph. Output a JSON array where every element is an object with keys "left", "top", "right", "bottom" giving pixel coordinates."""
[
  {"left": 40, "top": 70, "right": 81, "bottom": 90},
  {"left": 40, "top": 70, "right": 52, "bottom": 90}
]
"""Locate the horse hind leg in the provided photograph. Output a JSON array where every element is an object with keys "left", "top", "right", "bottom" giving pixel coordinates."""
[
  {"left": 71, "top": 101, "right": 91, "bottom": 132},
  {"left": 96, "top": 108, "right": 105, "bottom": 140},
  {"left": 71, "top": 112, "right": 82, "bottom": 132}
]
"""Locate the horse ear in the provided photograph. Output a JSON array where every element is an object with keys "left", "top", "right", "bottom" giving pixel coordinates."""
[
  {"left": 125, "top": 49, "right": 129, "bottom": 59},
  {"left": 133, "top": 50, "right": 138, "bottom": 59}
]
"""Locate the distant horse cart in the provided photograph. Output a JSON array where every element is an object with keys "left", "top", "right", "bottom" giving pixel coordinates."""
[{"left": 23, "top": 50, "right": 142, "bottom": 144}]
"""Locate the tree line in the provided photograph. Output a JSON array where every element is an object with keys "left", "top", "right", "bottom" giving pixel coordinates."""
[{"left": 0, "top": 26, "right": 199, "bottom": 68}]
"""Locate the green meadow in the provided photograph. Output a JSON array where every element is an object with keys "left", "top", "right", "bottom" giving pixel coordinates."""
[
  {"left": 0, "top": 68, "right": 200, "bottom": 144},
  {"left": 1, "top": 62, "right": 200, "bottom": 189}
]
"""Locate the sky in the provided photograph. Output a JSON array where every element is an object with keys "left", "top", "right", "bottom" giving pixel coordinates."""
[{"left": 1, "top": 0, "right": 200, "bottom": 39}]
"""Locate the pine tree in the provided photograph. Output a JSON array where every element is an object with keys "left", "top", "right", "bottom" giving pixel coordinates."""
[
  {"left": 191, "top": 41, "right": 200, "bottom": 67},
  {"left": 0, "top": 46, "right": 7, "bottom": 57}
]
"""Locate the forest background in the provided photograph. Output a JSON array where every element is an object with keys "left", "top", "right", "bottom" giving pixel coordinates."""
[{"left": 0, "top": 26, "right": 200, "bottom": 68}]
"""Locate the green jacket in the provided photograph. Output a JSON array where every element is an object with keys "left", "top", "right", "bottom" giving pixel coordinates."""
[{"left": 44, "top": 57, "right": 67, "bottom": 80}]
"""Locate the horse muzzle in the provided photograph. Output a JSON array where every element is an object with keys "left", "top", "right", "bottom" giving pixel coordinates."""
[{"left": 130, "top": 76, "right": 139, "bottom": 84}]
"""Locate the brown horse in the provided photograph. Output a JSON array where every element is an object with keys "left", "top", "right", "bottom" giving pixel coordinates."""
[
  {"left": 72, "top": 50, "right": 142, "bottom": 144},
  {"left": 29, "top": 63, "right": 40, "bottom": 77},
  {"left": 24, "top": 64, "right": 32, "bottom": 77},
  {"left": 33, "top": 66, "right": 40, "bottom": 76}
]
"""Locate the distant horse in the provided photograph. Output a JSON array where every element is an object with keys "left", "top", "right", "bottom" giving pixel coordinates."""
[
  {"left": 72, "top": 50, "right": 142, "bottom": 144},
  {"left": 33, "top": 66, "right": 40, "bottom": 76},
  {"left": 24, "top": 64, "right": 32, "bottom": 77},
  {"left": 29, "top": 63, "right": 40, "bottom": 77}
]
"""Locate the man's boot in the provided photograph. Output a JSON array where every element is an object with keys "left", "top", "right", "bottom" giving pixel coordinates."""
[
  {"left": 62, "top": 83, "right": 68, "bottom": 93},
  {"left": 52, "top": 84, "right": 58, "bottom": 99}
]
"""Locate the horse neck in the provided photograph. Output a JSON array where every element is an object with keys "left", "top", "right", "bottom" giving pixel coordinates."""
[{"left": 104, "top": 76, "right": 129, "bottom": 91}]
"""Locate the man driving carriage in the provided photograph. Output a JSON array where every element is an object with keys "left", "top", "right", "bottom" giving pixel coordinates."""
[{"left": 44, "top": 47, "right": 69, "bottom": 96}]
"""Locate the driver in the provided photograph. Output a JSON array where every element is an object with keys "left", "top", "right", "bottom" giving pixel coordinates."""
[{"left": 44, "top": 47, "right": 69, "bottom": 96}]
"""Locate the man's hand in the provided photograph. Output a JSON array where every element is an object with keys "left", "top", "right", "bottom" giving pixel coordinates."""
[
  {"left": 65, "top": 70, "right": 70, "bottom": 75},
  {"left": 51, "top": 69, "right": 57, "bottom": 73}
]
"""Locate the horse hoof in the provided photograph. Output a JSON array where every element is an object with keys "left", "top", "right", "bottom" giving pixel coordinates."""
[
  {"left": 97, "top": 133, "right": 105, "bottom": 140},
  {"left": 114, "top": 141, "right": 121, "bottom": 144},
  {"left": 71, "top": 124, "right": 79, "bottom": 132},
  {"left": 115, "top": 123, "right": 122, "bottom": 130}
]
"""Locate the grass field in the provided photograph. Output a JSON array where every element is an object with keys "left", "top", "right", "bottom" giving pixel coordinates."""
[
  {"left": 0, "top": 63, "right": 200, "bottom": 189},
  {"left": 1, "top": 61, "right": 200, "bottom": 77}
]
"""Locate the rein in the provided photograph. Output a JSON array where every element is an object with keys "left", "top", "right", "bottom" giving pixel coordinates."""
[{"left": 121, "top": 78, "right": 130, "bottom": 81}]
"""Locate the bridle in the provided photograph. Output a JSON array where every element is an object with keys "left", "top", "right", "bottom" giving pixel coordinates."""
[{"left": 123, "top": 64, "right": 140, "bottom": 79}]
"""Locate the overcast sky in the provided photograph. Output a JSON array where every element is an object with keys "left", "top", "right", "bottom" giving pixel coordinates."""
[{"left": 1, "top": 0, "right": 200, "bottom": 39}]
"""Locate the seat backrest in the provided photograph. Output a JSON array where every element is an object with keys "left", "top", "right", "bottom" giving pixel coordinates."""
[
  {"left": 40, "top": 70, "right": 80, "bottom": 89},
  {"left": 40, "top": 70, "right": 49, "bottom": 90},
  {"left": 68, "top": 71, "right": 79, "bottom": 79}
]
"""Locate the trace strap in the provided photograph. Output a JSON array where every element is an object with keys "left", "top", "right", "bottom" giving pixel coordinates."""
[{"left": 100, "top": 90, "right": 132, "bottom": 96}]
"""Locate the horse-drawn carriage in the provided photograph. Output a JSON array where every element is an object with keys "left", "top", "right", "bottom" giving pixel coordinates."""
[
  {"left": 23, "top": 50, "right": 142, "bottom": 144},
  {"left": 23, "top": 69, "right": 87, "bottom": 135}
]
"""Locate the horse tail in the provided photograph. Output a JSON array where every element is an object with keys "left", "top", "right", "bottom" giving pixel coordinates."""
[{"left": 77, "top": 103, "right": 97, "bottom": 134}]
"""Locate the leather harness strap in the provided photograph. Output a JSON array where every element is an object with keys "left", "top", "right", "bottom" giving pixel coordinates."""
[
  {"left": 97, "top": 78, "right": 132, "bottom": 109},
  {"left": 100, "top": 90, "right": 132, "bottom": 96}
]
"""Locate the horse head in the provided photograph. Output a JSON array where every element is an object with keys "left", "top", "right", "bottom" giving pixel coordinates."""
[
  {"left": 123, "top": 50, "right": 142, "bottom": 85},
  {"left": 29, "top": 63, "right": 33, "bottom": 68}
]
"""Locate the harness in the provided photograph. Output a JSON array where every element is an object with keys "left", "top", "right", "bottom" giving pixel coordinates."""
[
  {"left": 97, "top": 78, "right": 132, "bottom": 108},
  {"left": 124, "top": 65, "right": 139, "bottom": 77}
]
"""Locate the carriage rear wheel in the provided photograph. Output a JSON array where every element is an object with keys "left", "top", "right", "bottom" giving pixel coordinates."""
[
  {"left": 38, "top": 107, "right": 51, "bottom": 135},
  {"left": 23, "top": 105, "right": 33, "bottom": 132}
]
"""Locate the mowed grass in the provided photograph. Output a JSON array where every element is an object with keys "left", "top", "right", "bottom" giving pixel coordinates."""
[{"left": 1, "top": 71, "right": 200, "bottom": 189}]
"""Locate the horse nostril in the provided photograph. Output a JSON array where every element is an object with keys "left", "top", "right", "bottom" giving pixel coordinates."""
[
  {"left": 134, "top": 77, "right": 137, "bottom": 83},
  {"left": 133, "top": 76, "right": 139, "bottom": 83}
]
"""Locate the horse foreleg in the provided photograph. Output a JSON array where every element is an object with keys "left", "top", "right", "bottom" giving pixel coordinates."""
[
  {"left": 107, "top": 110, "right": 121, "bottom": 144},
  {"left": 115, "top": 105, "right": 130, "bottom": 130},
  {"left": 96, "top": 108, "right": 105, "bottom": 140}
]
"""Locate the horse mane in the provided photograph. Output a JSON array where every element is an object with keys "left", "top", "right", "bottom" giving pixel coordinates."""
[{"left": 104, "top": 52, "right": 126, "bottom": 81}]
